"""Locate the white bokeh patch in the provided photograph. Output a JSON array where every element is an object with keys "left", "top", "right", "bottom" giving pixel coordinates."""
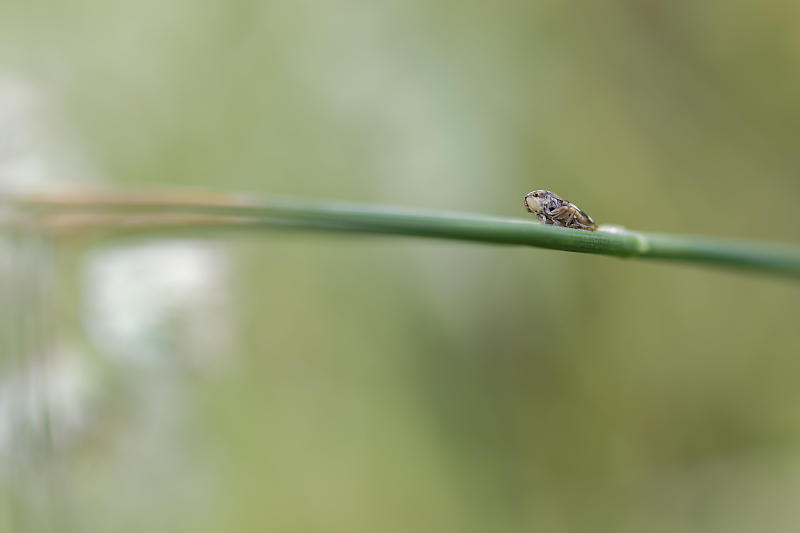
[{"left": 82, "top": 241, "right": 234, "bottom": 370}]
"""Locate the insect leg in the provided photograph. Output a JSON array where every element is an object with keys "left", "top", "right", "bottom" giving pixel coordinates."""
[
  {"left": 547, "top": 206, "right": 569, "bottom": 217},
  {"left": 571, "top": 222, "right": 596, "bottom": 231}
]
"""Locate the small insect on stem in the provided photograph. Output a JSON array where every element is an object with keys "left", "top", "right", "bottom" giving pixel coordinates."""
[{"left": 524, "top": 190, "right": 598, "bottom": 231}]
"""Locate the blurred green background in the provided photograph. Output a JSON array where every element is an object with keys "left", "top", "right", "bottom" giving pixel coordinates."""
[{"left": 2, "top": 1, "right": 800, "bottom": 532}]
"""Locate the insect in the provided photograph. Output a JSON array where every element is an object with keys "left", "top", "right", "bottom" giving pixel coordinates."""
[{"left": 524, "top": 190, "right": 597, "bottom": 231}]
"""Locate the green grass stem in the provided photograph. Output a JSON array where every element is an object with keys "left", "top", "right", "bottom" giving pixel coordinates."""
[{"left": 7, "top": 190, "right": 800, "bottom": 280}]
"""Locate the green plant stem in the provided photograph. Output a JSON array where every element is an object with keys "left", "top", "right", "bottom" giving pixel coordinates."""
[{"left": 9, "top": 191, "right": 800, "bottom": 279}]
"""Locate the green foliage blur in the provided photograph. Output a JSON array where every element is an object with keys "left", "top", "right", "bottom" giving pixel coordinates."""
[{"left": 2, "top": 1, "right": 800, "bottom": 532}]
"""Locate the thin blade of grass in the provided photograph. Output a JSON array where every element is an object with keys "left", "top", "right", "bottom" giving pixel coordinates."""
[{"left": 7, "top": 190, "right": 800, "bottom": 279}]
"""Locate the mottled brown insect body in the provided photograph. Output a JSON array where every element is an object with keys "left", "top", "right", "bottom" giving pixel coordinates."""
[{"left": 524, "top": 190, "right": 597, "bottom": 231}]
